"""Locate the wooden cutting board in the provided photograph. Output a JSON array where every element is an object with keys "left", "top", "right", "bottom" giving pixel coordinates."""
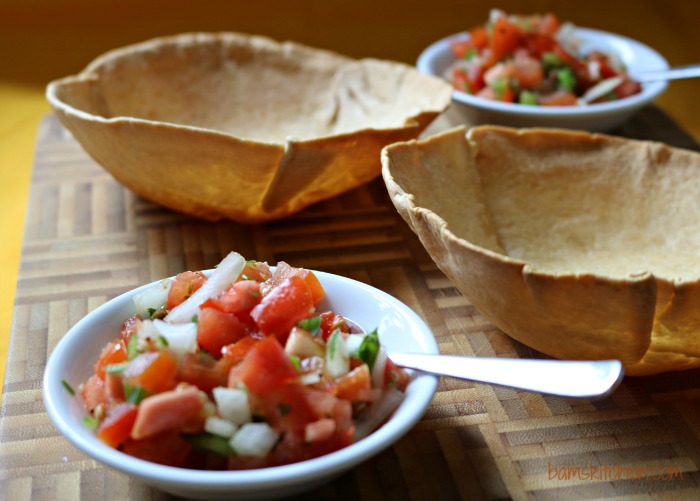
[{"left": 2, "top": 109, "right": 700, "bottom": 500}]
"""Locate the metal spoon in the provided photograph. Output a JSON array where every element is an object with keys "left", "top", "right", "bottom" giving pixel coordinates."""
[
  {"left": 388, "top": 353, "right": 623, "bottom": 399},
  {"left": 345, "top": 319, "right": 623, "bottom": 399},
  {"left": 580, "top": 64, "right": 700, "bottom": 104}
]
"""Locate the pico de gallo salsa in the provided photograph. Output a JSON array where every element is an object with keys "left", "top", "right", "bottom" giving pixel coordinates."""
[
  {"left": 448, "top": 9, "right": 642, "bottom": 105},
  {"left": 72, "top": 252, "right": 409, "bottom": 469}
]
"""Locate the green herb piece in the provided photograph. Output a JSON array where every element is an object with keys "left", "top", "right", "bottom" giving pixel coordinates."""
[
  {"left": 490, "top": 78, "right": 510, "bottom": 100},
  {"left": 357, "top": 329, "right": 380, "bottom": 372},
  {"left": 298, "top": 316, "right": 321, "bottom": 336},
  {"left": 518, "top": 90, "right": 538, "bottom": 105},
  {"left": 157, "top": 335, "right": 169, "bottom": 348},
  {"left": 289, "top": 355, "right": 301, "bottom": 372},
  {"left": 191, "top": 314, "right": 199, "bottom": 324},
  {"left": 147, "top": 307, "right": 157, "bottom": 318},
  {"left": 542, "top": 52, "right": 562, "bottom": 71},
  {"left": 328, "top": 327, "right": 342, "bottom": 358},
  {"left": 61, "top": 379, "right": 75, "bottom": 396},
  {"left": 464, "top": 47, "right": 477, "bottom": 61},
  {"left": 105, "top": 362, "right": 129, "bottom": 374},
  {"left": 126, "top": 333, "right": 140, "bottom": 360},
  {"left": 83, "top": 416, "right": 99, "bottom": 431},
  {"left": 184, "top": 433, "right": 236, "bottom": 456},
  {"left": 556, "top": 67, "right": 577, "bottom": 92},
  {"left": 123, "top": 382, "right": 147, "bottom": 404}
]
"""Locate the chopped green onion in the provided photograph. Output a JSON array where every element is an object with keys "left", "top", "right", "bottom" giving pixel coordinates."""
[
  {"left": 542, "top": 52, "right": 562, "bottom": 71},
  {"left": 556, "top": 67, "right": 577, "bottom": 92},
  {"left": 328, "top": 327, "right": 341, "bottom": 358},
  {"left": 464, "top": 47, "right": 477, "bottom": 61},
  {"left": 191, "top": 314, "right": 199, "bottom": 324},
  {"left": 147, "top": 307, "right": 157, "bottom": 318},
  {"left": 518, "top": 90, "right": 538, "bottom": 105},
  {"left": 83, "top": 416, "right": 99, "bottom": 431},
  {"left": 490, "top": 78, "right": 510, "bottom": 100},
  {"left": 357, "top": 328, "right": 380, "bottom": 372},
  {"left": 123, "top": 382, "right": 147, "bottom": 404},
  {"left": 126, "top": 333, "right": 140, "bottom": 360},
  {"left": 157, "top": 335, "right": 169, "bottom": 347},
  {"left": 61, "top": 379, "right": 75, "bottom": 396},
  {"left": 298, "top": 316, "right": 321, "bottom": 336},
  {"left": 106, "top": 362, "right": 129, "bottom": 374},
  {"left": 289, "top": 355, "right": 301, "bottom": 372},
  {"left": 184, "top": 433, "right": 236, "bottom": 456}
]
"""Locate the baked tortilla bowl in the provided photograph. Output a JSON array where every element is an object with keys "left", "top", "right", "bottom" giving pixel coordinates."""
[
  {"left": 45, "top": 32, "right": 451, "bottom": 223},
  {"left": 382, "top": 125, "right": 700, "bottom": 376}
]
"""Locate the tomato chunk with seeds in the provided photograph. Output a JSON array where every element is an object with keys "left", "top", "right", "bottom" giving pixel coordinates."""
[
  {"left": 251, "top": 276, "right": 315, "bottom": 344},
  {"left": 228, "top": 335, "right": 298, "bottom": 394},
  {"left": 197, "top": 307, "right": 248, "bottom": 357},
  {"left": 93, "top": 340, "right": 128, "bottom": 379},
  {"left": 123, "top": 351, "right": 177, "bottom": 394},
  {"left": 166, "top": 271, "right": 207, "bottom": 310},
  {"left": 97, "top": 402, "right": 137, "bottom": 447}
]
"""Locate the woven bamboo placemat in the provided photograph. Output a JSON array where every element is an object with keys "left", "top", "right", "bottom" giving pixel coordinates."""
[{"left": 2, "top": 109, "right": 700, "bottom": 500}]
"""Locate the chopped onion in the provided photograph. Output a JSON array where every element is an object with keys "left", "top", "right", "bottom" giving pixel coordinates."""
[
  {"left": 165, "top": 252, "right": 246, "bottom": 324},
  {"left": 133, "top": 279, "right": 172, "bottom": 319},
  {"left": 325, "top": 329, "right": 349, "bottom": 378},
  {"left": 345, "top": 333, "right": 366, "bottom": 358},
  {"left": 212, "top": 387, "right": 252, "bottom": 425},
  {"left": 299, "top": 372, "right": 322, "bottom": 385},
  {"left": 229, "top": 423, "right": 280, "bottom": 457},
  {"left": 204, "top": 416, "right": 238, "bottom": 438},
  {"left": 151, "top": 319, "right": 198, "bottom": 358},
  {"left": 371, "top": 345, "right": 388, "bottom": 388},
  {"left": 353, "top": 388, "right": 405, "bottom": 442}
]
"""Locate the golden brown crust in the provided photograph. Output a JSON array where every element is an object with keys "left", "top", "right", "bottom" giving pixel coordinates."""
[
  {"left": 46, "top": 32, "right": 452, "bottom": 223},
  {"left": 382, "top": 125, "right": 700, "bottom": 375}
]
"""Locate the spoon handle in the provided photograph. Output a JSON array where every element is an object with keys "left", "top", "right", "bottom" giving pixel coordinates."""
[
  {"left": 389, "top": 353, "right": 623, "bottom": 399},
  {"left": 634, "top": 64, "right": 700, "bottom": 83}
]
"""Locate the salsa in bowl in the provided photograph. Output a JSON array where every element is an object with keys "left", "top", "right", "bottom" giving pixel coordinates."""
[
  {"left": 43, "top": 252, "right": 438, "bottom": 499},
  {"left": 417, "top": 10, "right": 669, "bottom": 131}
]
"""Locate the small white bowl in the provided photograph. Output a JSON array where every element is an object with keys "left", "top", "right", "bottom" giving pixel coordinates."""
[
  {"left": 43, "top": 269, "right": 438, "bottom": 500},
  {"left": 417, "top": 27, "right": 669, "bottom": 131}
]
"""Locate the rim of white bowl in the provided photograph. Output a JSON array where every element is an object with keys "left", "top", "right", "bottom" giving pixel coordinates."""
[
  {"left": 416, "top": 27, "right": 669, "bottom": 117},
  {"left": 42, "top": 269, "right": 439, "bottom": 494}
]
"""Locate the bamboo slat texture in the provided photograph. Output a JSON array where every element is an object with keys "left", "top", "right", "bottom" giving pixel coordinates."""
[{"left": 2, "top": 109, "right": 700, "bottom": 500}]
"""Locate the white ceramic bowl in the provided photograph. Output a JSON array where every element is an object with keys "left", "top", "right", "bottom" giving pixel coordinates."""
[
  {"left": 417, "top": 27, "right": 669, "bottom": 131},
  {"left": 43, "top": 269, "right": 439, "bottom": 500}
]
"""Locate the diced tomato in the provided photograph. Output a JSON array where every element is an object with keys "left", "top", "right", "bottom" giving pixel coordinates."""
[
  {"left": 469, "top": 25, "right": 489, "bottom": 50},
  {"left": 263, "top": 262, "right": 325, "bottom": 305},
  {"left": 513, "top": 51, "right": 544, "bottom": 88},
  {"left": 228, "top": 335, "right": 298, "bottom": 394},
  {"left": 220, "top": 336, "right": 261, "bottom": 375},
  {"left": 121, "top": 431, "right": 192, "bottom": 467},
  {"left": 251, "top": 276, "right": 315, "bottom": 344},
  {"left": 130, "top": 385, "right": 203, "bottom": 439},
  {"left": 197, "top": 307, "right": 248, "bottom": 357},
  {"left": 80, "top": 374, "right": 108, "bottom": 415},
  {"left": 614, "top": 79, "right": 642, "bottom": 99},
  {"left": 93, "top": 340, "right": 128, "bottom": 379},
  {"left": 249, "top": 383, "right": 315, "bottom": 435},
  {"left": 178, "top": 352, "right": 227, "bottom": 393},
  {"left": 450, "top": 39, "right": 472, "bottom": 60},
  {"left": 384, "top": 358, "right": 410, "bottom": 392},
  {"left": 105, "top": 371, "right": 125, "bottom": 401},
  {"left": 538, "top": 13, "right": 560, "bottom": 36},
  {"left": 319, "top": 311, "right": 350, "bottom": 342},
  {"left": 97, "top": 402, "right": 137, "bottom": 447},
  {"left": 122, "top": 351, "right": 177, "bottom": 394},
  {"left": 538, "top": 89, "right": 578, "bottom": 106},
  {"left": 335, "top": 363, "right": 373, "bottom": 401},
  {"left": 120, "top": 314, "right": 140, "bottom": 345},
  {"left": 239, "top": 261, "right": 272, "bottom": 283},
  {"left": 305, "top": 418, "right": 336, "bottom": 443},
  {"left": 490, "top": 15, "right": 521, "bottom": 63},
  {"left": 166, "top": 271, "right": 207, "bottom": 310},
  {"left": 209, "top": 279, "right": 262, "bottom": 324}
]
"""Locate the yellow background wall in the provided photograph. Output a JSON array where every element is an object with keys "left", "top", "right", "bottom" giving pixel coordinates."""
[{"left": 1, "top": 0, "right": 699, "bottom": 392}]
